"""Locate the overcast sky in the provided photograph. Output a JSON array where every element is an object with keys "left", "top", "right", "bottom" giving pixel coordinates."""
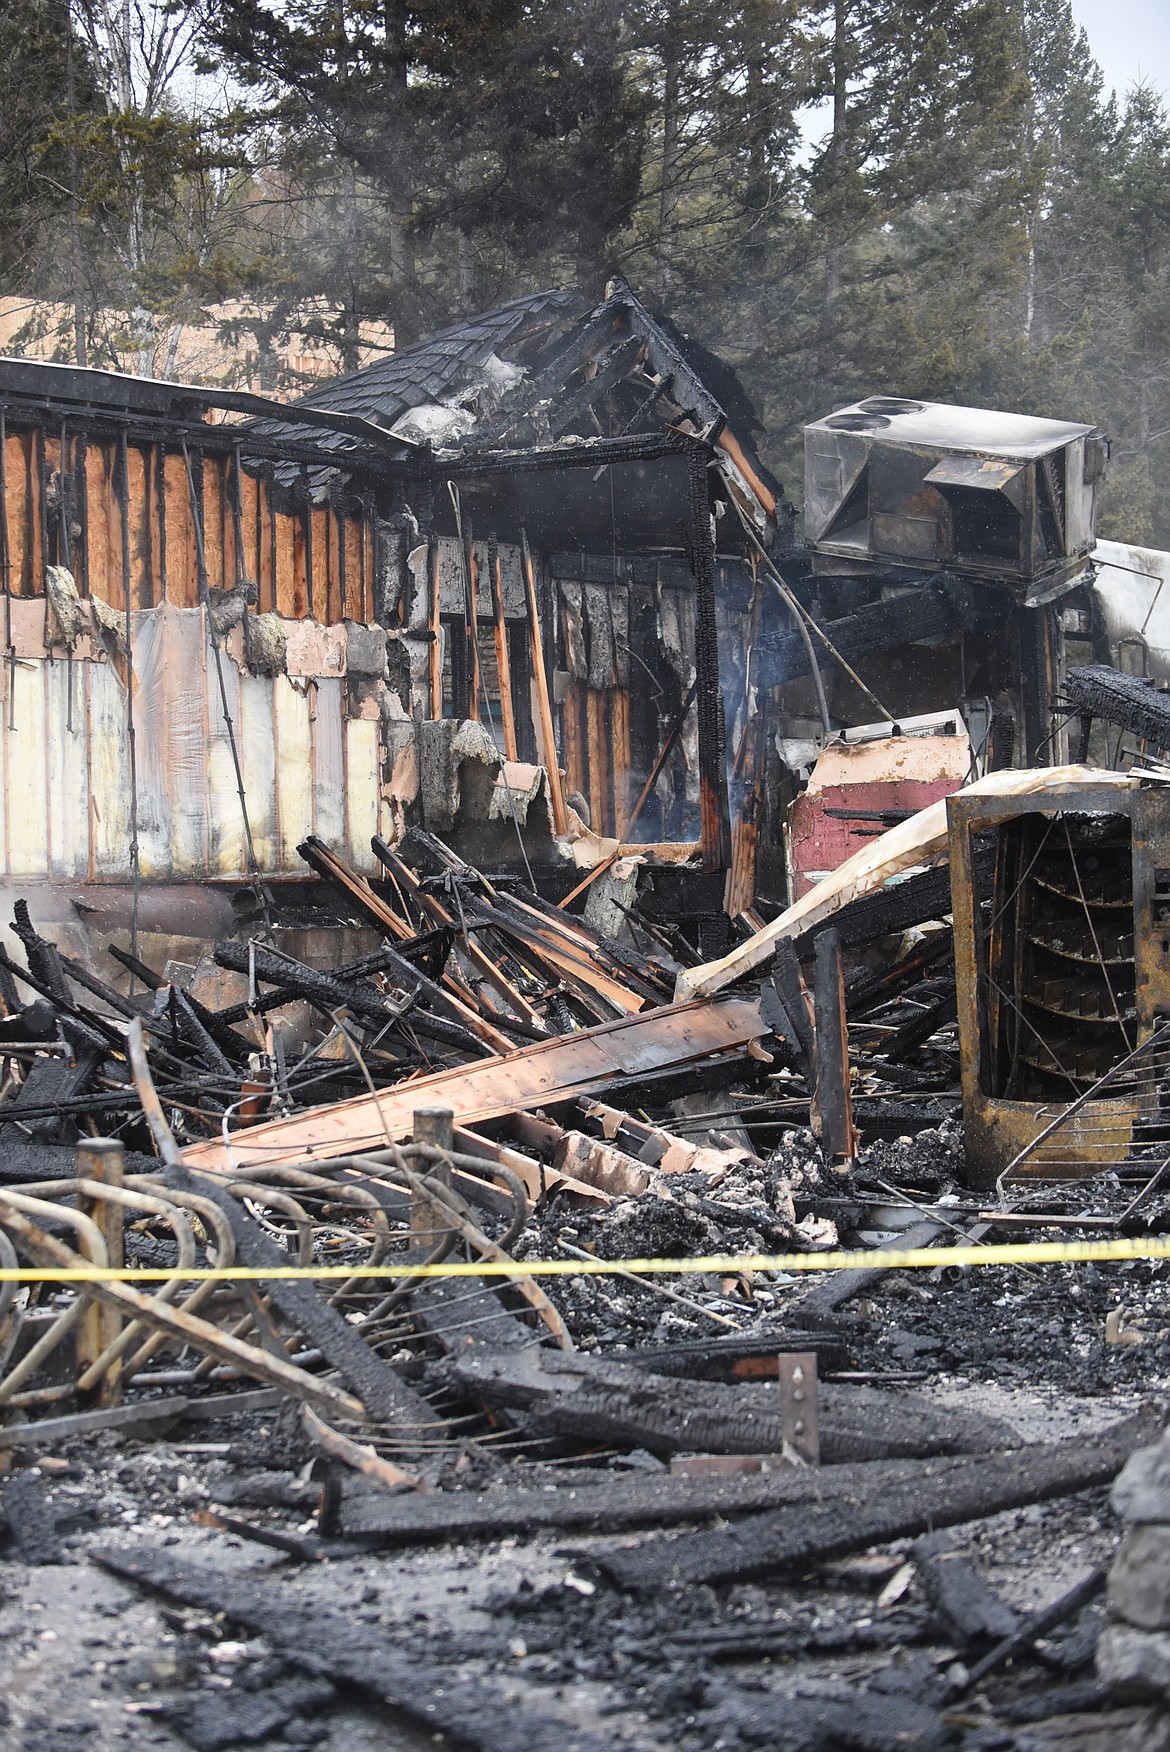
[{"left": 1069, "top": 0, "right": 1170, "bottom": 103}]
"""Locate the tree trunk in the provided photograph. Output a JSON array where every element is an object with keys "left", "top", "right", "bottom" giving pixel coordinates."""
[
  {"left": 657, "top": 43, "right": 681, "bottom": 305},
  {"left": 824, "top": 0, "right": 849, "bottom": 308},
  {"left": 64, "top": 8, "right": 87, "bottom": 367}
]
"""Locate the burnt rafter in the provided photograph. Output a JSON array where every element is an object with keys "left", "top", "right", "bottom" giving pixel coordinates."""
[
  {"left": 463, "top": 279, "right": 733, "bottom": 453},
  {"left": 1061, "top": 663, "right": 1170, "bottom": 753},
  {"left": 546, "top": 337, "right": 648, "bottom": 440}
]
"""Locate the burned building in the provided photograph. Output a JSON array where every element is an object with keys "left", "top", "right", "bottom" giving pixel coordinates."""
[
  {"left": 0, "top": 284, "right": 784, "bottom": 960},
  {"left": 0, "top": 281, "right": 1112, "bottom": 978}
]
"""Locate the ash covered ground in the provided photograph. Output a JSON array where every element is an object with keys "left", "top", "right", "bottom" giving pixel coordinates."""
[{"left": 0, "top": 1121, "right": 1166, "bottom": 1752}]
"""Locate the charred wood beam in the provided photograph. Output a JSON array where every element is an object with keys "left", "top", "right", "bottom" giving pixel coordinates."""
[
  {"left": 791, "top": 854, "right": 989, "bottom": 959},
  {"left": 466, "top": 304, "right": 621, "bottom": 449},
  {"left": 433, "top": 427, "right": 694, "bottom": 480},
  {"left": 546, "top": 338, "right": 646, "bottom": 439},
  {"left": 622, "top": 1332, "right": 847, "bottom": 1378},
  {"left": 535, "top": 1047, "right": 772, "bottom": 1114},
  {"left": 958, "top": 1564, "right": 1108, "bottom": 1692},
  {"left": 689, "top": 445, "right": 732, "bottom": 871},
  {"left": 754, "top": 586, "right": 954, "bottom": 691},
  {"left": 0, "top": 944, "right": 120, "bottom": 1055},
  {"left": 790, "top": 1217, "right": 946, "bottom": 1324},
  {"left": 911, "top": 1536, "right": 1021, "bottom": 1646},
  {"left": 547, "top": 551, "right": 749, "bottom": 589},
  {"left": 592, "top": 1409, "right": 1159, "bottom": 1592},
  {"left": 163, "top": 985, "right": 234, "bottom": 1077},
  {"left": 0, "top": 1140, "right": 160, "bottom": 1182},
  {"left": 106, "top": 944, "right": 256, "bottom": 1064},
  {"left": 7, "top": 1050, "right": 102, "bottom": 1142},
  {"left": 211, "top": 933, "right": 455, "bottom": 1028},
  {"left": 883, "top": 987, "right": 958, "bottom": 1062},
  {"left": 11, "top": 900, "right": 71, "bottom": 1008},
  {"left": 330, "top": 1453, "right": 967, "bottom": 1548},
  {"left": 1061, "top": 664, "right": 1170, "bottom": 753},
  {"left": 0, "top": 401, "right": 391, "bottom": 483},
  {"left": 211, "top": 941, "right": 490, "bottom": 1058},
  {"left": 762, "top": 942, "right": 815, "bottom": 1078},
  {"left": 844, "top": 930, "right": 955, "bottom": 1012},
  {"left": 95, "top": 1544, "right": 616, "bottom": 1752},
  {"left": 448, "top": 1348, "right": 1019, "bottom": 1464},
  {"left": 696, "top": 1680, "right": 942, "bottom": 1751},
  {"left": 812, "top": 929, "right": 856, "bottom": 1161},
  {"left": 0, "top": 359, "right": 411, "bottom": 459},
  {"left": 502, "top": 885, "right": 672, "bottom": 998}
]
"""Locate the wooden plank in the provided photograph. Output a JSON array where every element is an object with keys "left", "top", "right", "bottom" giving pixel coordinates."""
[
  {"left": 22, "top": 432, "right": 39, "bottom": 595},
  {"left": 297, "top": 836, "right": 514, "bottom": 1053},
  {"left": 181, "top": 992, "right": 766, "bottom": 1172},
  {"left": 490, "top": 542, "right": 517, "bottom": 760},
  {"left": 326, "top": 508, "right": 342, "bottom": 624},
  {"left": 275, "top": 504, "right": 302, "bottom": 617},
  {"left": 94, "top": 1546, "right": 617, "bottom": 1752},
  {"left": 335, "top": 1454, "right": 949, "bottom": 1547},
  {"left": 594, "top": 1411, "right": 1158, "bottom": 1594},
  {"left": 452, "top": 1348, "right": 1017, "bottom": 1463},
  {"left": 483, "top": 907, "right": 646, "bottom": 1015},
  {"left": 611, "top": 688, "right": 631, "bottom": 836},
  {"left": 345, "top": 513, "right": 363, "bottom": 621},
  {"left": 311, "top": 507, "right": 329, "bottom": 619},
  {"left": 202, "top": 455, "right": 225, "bottom": 592},
  {"left": 717, "top": 427, "right": 777, "bottom": 517},
  {"left": 257, "top": 475, "right": 275, "bottom": 613},
  {"left": 463, "top": 533, "right": 482, "bottom": 722},
  {"left": 223, "top": 454, "right": 241, "bottom": 592},
  {"left": 163, "top": 450, "right": 197, "bottom": 607},
  {"left": 371, "top": 838, "right": 547, "bottom": 1030},
  {"left": 4, "top": 435, "right": 24, "bottom": 596},
  {"left": 427, "top": 536, "right": 442, "bottom": 716},
  {"left": 586, "top": 688, "right": 606, "bottom": 837},
  {"left": 812, "top": 927, "right": 856, "bottom": 1163},
  {"left": 563, "top": 682, "right": 586, "bottom": 804},
  {"left": 125, "top": 445, "right": 152, "bottom": 607},
  {"left": 235, "top": 463, "right": 258, "bottom": 597},
  {"left": 521, "top": 530, "right": 567, "bottom": 833}
]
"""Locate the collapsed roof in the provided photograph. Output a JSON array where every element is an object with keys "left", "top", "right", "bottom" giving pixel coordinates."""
[{"left": 254, "top": 278, "right": 782, "bottom": 541}]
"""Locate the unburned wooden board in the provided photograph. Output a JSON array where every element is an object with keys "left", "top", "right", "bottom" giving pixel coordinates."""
[{"left": 182, "top": 994, "right": 766, "bottom": 1172}]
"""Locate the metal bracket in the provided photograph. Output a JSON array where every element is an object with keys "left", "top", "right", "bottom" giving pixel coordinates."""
[{"left": 777, "top": 1351, "right": 819, "bottom": 1465}]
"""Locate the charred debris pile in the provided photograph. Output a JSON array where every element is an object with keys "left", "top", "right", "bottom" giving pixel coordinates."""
[
  {"left": 0, "top": 805, "right": 1167, "bottom": 1750},
  {"left": 0, "top": 304, "right": 1168, "bottom": 1746}
]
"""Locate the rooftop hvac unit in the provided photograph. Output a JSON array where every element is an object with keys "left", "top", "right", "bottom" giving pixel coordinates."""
[{"left": 804, "top": 398, "right": 1108, "bottom": 603}]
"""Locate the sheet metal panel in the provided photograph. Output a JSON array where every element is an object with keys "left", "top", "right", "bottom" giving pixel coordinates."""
[
  {"left": 6, "top": 657, "right": 50, "bottom": 876},
  {"left": 88, "top": 660, "right": 131, "bottom": 877},
  {"left": 311, "top": 677, "right": 346, "bottom": 850},
  {"left": 274, "top": 675, "right": 313, "bottom": 869},
  {"left": 207, "top": 645, "right": 244, "bottom": 876},
  {"left": 0, "top": 613, "right": 382, "bottom": 881},
  {"left": 46, "top": 659, "right": 89, "bottom": 877},
  {"left": 239, "top": 672, "right": 277, "bottom": 871},
  {"left": 345, "top": 717, "right": 380, "bottom": 871}
]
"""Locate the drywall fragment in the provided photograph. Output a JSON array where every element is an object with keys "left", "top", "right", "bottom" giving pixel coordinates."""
[{"left": 285, "top": 619, "right": 346, "bottom": 677}]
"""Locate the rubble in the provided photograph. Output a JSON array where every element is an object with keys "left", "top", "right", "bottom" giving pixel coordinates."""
[
  {"left": 0, "top": 297, "right": 1167, "bottom": 1750},
  {"left": 0, "top": 810, "right": 1162, "bottom": 1749}
]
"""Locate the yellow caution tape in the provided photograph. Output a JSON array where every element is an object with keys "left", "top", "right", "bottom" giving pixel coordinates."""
[{"left": 0, "top": 1236, "right": 1168, "bottom": 1282}]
